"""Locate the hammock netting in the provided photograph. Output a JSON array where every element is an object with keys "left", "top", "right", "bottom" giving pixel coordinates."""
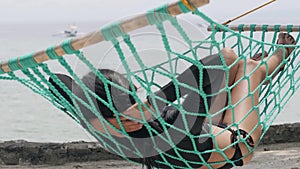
[{"left": 0, "top": 1, "right": 300, "bottom": 168}]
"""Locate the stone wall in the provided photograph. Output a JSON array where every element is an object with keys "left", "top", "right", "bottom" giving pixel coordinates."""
[
  {"left": 0, "top": 123, "right": 299, "bottom": 165},
  {"left": 0, "top": 141, "right": 122, "bottom": 165},
  {"left": 261, "top": 123, "right": 300, "bottom": 144}
]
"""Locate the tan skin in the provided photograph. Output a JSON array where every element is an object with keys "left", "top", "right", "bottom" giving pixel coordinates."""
[{"left": 91, "top": 33, "right": 296, "bottom": 168}]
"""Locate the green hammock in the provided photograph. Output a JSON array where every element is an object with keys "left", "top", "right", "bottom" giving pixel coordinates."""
[{"left": 0, "top": 0, "right": 299, "bottom": 168}]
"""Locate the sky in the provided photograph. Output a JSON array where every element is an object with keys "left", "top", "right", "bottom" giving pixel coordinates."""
[{"left": 0, "top": 0, "right": 299, "bottom": 24}]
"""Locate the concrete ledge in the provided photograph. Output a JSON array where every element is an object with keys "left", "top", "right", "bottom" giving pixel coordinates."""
[{"left": 0, "top": 123, "right": 299, "bottom": 166}]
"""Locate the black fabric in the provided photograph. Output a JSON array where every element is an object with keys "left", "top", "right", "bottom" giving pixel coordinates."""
[
  {"left": 147, "top": 54, "right": 223, "bottom": 113},
  {"left": 130, "top": 123, "right": 213, "bottom": 169},
  {"left": 147, "top": 54, "right": 224, "bottom": 136},
  {"left": 49, "top": 74, "right": 74, "bottom": 104},
  {"left": 216, "top": 124, "right": 247, "bottom": 169},
  {"left": 217, "top": 145, "right": 243, "bottom": 169}
]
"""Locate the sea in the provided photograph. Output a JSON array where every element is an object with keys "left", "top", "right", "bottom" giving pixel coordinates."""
[{"left": 0, "top": 20, "right": 299, "bottom": 143}]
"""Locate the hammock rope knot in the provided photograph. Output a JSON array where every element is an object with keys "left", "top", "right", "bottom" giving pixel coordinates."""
[
  {"left": 61, "top": 39, "right": 79, "bottom": 54},
  {"left": 146, "top": 4, "right": 172, "bottom": 25},
  {"left": 46, "top": 46, "right": 61, "bottom": 59},
  {"left": 101, "top": 21, "right": 126, "bottom": 41}
]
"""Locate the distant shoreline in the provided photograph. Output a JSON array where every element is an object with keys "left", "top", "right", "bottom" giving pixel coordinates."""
[{"left": 0, "top": 123, "right": 299, "bottom": 166}]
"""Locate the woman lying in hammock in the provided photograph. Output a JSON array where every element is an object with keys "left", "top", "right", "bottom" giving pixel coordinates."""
[{"left": 49, "top": 33, "right": 296, "bottom": 169}]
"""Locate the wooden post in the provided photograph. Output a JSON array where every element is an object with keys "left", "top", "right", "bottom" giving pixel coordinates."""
[
  {"left": 0, "top": 0, "right": 209, "bottom": 73},
  {"left": 207, "top": 25, "right": 300, "bottom": 32}
]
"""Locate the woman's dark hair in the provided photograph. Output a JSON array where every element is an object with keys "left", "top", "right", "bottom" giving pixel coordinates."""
[
  {"left": 49, "top": 69, "right": 137, "bottom": 119},
  {"left": 82, "top": 69, "right": 137, "bottom": 118}
]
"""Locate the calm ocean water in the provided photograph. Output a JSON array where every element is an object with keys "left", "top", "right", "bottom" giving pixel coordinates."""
[{"left": 0, "top": 21, "right": 299, "bottom": 143}]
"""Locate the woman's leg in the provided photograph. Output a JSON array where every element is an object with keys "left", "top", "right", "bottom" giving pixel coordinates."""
[
  {"left": 207, "top": 48, "right": 240, "bottom": 124},
  {"left": 200, "top": 58, "right": 273, "bottom": 168},
  {"left": 209, "top": 50, "right": 284, "bottom": 167},
  {"left": 203, "top": 33, "right": 296, "bottom": 169},
  {"left": 222, "top": 33, "right": 295, "bottom": 142}
]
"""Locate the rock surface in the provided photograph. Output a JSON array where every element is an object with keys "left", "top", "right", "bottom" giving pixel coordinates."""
[{"left": 0, "top": 123, "right": 299, "bottom": 168}]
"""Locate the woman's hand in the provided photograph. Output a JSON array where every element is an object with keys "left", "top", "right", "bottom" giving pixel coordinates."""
[
  {"left": 107, "top": 117, "right": 143, "bottom": 132},
  {"left": 122, "top": 100, "right": 154, "bottom": 121},
  {"left": 90, "top": 100, "right": 153, "bottom": 137},
  {"left": 90, "top": 117, "right": 143, "bottom": 138}
]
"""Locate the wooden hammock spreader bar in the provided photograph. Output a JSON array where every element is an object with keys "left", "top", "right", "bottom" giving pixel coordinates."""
[
  {"left": 0, "top": 0, "right": 209, "bottom": 74},
  {"left": 207, "top": 24, "right": 300, "bottom": 32}
]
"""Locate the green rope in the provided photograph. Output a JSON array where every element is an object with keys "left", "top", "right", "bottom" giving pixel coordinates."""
[
  {"left": 101, "top": 21, "right": 125, "bottom": 41},
  {"left": 61, "top": 39, "right": 77, "bottom": 54},
  {"left": 146, "top": 4, "right": 172, "bottom": 25},
  {"left": 8, "top": 57, "right": 21, "bottom": 71},
  {"left": 19, "top": 54, "right": 38, "bottom": 68},
  {"left": 46, "top": 46, "right": 61, "bottom": 59},
  {"left": 178, "top": 1, "right": 192, "bottom": 13}
]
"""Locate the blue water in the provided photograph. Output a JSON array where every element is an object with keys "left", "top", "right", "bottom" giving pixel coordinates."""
[{"left": 0, "top": 21, "right": 299, "bottom": 143}]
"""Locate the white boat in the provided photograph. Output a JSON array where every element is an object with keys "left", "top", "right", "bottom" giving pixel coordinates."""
[{"left": 64, "top": 25, "right": 78, "bottom": 37}]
